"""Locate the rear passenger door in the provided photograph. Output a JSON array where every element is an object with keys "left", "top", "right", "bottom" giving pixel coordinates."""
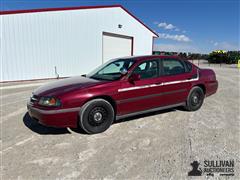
[{"left": 159, "top": 58, "right": 194, "bottom": 106}]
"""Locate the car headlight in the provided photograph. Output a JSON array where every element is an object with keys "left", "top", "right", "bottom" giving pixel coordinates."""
[{"left": 38, "top": 97, "right": 61, "bottom": 107}]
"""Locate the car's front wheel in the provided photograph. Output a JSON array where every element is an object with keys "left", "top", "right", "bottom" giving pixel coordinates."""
[
  {"left": 79, "top": 99, "right": 114, "bottom": 134},
  {"left": 185, "top": 86, "right": 205, "bottom": 111}
]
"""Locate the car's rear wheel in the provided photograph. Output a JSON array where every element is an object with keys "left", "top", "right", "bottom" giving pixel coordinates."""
[
  {"left": 185, "top": 86, "right": 204, "bottom": 111},
  {"left": 79, "top": 99, "right": 114, "bottom": 134}
]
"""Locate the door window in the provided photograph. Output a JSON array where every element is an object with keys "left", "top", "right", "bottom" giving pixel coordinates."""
[
  {"left": 183, "top": 60, "right": 193, "bottom": 73},
  {"left": 133, "top": 60, "right": 159, "bottom": 79},
  {"left": 162, "top": 59, "right": 185, "bottom": 76}
]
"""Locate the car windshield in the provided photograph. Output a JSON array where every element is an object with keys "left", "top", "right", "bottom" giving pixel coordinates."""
[{"left": 86, "top": 58, "right": 135, "bottom": 81}]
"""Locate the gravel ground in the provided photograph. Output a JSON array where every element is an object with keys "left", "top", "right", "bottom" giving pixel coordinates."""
[{"left": 1, "top": 61, "right": 240, "bottom": 179}]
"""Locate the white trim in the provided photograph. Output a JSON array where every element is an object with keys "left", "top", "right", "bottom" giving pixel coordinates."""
[{"left": 118, "top": 73, "right": 199, "bottom": 92}]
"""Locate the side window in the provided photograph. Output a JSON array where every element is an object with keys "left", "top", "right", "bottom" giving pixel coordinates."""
[
  {"left": 184, "top": 60, "right": 193, "bottom": 73},
  {"left": 162, "top": 59, "right": 186, "bottom": 76},
  {"left": 133, "top": 60, "right": 159, "bottom": 79}
]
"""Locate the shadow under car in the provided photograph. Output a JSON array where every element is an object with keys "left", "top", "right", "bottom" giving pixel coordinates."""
[{"left": 23, "top": 106, "right": 183, "bottom": 135}]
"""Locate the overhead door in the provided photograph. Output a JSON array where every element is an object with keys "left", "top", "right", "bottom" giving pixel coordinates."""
[{"left": 102, "top": 32, "right": 133, "bottom": 63}]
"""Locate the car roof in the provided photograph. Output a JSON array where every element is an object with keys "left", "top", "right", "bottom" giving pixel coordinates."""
[{"left": 119, "top": 55, "right": 182, "bottom": 62}]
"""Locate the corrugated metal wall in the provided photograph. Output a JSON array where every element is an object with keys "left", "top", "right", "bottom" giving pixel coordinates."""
[{"left": 1, "top": 7, "right": 155, "bottom": 81}]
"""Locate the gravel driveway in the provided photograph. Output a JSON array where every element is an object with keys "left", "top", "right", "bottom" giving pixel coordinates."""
[{"left": 1, "top": 62, "right": 239, "bottom": 179}]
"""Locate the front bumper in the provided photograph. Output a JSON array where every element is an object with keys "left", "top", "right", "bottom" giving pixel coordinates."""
[{"left": 27, "top": 102, "right": 80, "bottom": 128}]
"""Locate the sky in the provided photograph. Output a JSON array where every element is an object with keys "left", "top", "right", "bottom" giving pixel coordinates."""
[{"left": 1, "top": 0, "right": 239, "bottom": 53}]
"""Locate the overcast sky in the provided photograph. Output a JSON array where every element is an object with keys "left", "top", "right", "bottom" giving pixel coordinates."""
[{"left": 1, "top": 0, "right": 239, "bottom": 53}]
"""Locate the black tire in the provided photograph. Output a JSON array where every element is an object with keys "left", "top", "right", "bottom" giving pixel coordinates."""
[
  {"left": 185, "top": 86, "right": 205, "bottom": 111},
  {"left": 79, "top": 99, "right": 114, "bottom": 134}
]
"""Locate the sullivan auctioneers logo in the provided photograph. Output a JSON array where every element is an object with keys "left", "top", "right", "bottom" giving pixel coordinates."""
[{"left": 188, "top": 160, "right": 235, "bottom": 177}]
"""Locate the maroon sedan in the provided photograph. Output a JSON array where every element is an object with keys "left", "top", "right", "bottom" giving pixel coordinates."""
[{"left": 27, "top": 56, "right": 218, "bottom": 134}]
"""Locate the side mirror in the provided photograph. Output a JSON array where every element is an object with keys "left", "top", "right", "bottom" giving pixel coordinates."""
[{"left": 129, "top": 73, "right": 141, "bottom": 82}]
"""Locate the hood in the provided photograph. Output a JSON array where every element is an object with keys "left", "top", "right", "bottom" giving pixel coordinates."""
[{"left": 33, "top": 76, "right": 105, "bottom": 96}]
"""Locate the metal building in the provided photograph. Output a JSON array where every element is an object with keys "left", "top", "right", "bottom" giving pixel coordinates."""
[{"left": 1, "top": 5, "right": 158, "bottom": 82}]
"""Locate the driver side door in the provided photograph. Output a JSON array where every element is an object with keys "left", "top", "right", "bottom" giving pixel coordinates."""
[{"left": 117, "top": 59, "right": 163, "bottom": 115}]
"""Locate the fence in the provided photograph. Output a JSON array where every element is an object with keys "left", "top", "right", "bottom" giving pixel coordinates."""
[{"left": 188, "top": 59, "right": 239, "bottom": 69}]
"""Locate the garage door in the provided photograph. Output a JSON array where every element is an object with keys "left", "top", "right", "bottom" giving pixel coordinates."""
[{"left": 102, "top": 32, "right": 133, "bottom": 63}]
